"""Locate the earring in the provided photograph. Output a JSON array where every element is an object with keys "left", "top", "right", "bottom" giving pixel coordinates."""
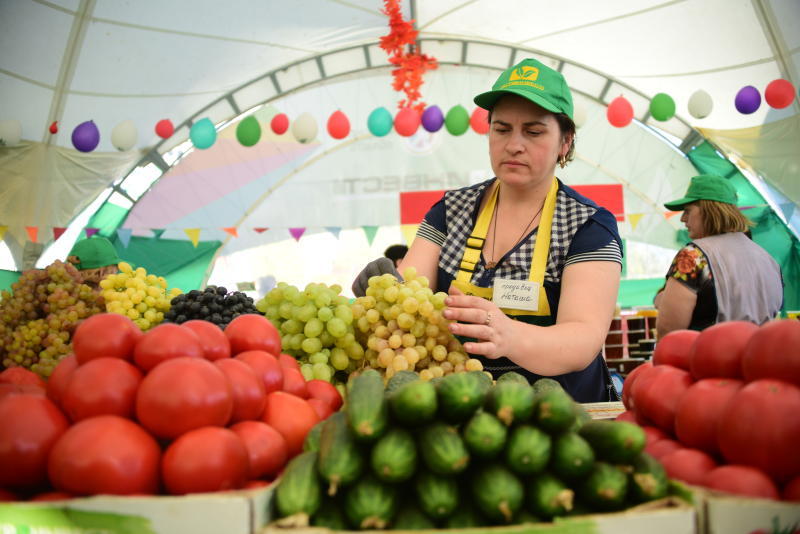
[{"left": 558, "top": 155, "right": 567, "bottom": 169}]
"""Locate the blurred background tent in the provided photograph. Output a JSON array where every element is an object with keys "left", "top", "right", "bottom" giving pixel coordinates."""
[{"left": 1, "top": 0, "right": 798, "bottom": 309}]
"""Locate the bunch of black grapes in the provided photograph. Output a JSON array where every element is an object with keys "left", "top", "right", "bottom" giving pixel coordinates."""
[{"left": 164, "top": 286, "right": 258, "bottom": 328}]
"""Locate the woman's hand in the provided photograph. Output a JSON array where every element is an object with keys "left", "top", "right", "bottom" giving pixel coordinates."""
[{"left": 444, "top": 286, "right": 515, "bottom": 358}]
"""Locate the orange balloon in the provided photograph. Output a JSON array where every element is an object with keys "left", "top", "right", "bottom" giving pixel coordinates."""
[
  {"left": 327, "top": 110, "right": 350, "bottom": 139},
  {"left": 394, "top": 107, "right": 420, "bottom": 137},
  {"left": 607, "top": 96, "right": 634, "bottom": 128}
]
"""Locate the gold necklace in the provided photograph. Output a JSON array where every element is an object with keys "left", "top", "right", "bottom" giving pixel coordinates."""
[{"left": 485, "top": 189, "right": 545, "bottom": 270}]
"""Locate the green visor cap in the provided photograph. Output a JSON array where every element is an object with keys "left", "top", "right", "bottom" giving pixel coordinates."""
[
  {"left": 474, "top": 58, "right": 574, "bottom": 119},
  {"left": 664, "top": 174, "right": 738, "bottom": 211},
  {"left": 68, "top": 237, "right": 121, "bottom": 270}
]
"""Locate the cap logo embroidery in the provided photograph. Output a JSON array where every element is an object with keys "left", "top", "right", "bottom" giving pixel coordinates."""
[{"left": 510, "top": 66, "right": 539, "bottom": 81}]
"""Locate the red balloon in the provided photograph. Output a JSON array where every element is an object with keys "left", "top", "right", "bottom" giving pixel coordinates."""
[
  {"left": 271, "top": 113, "right": 289, "bottom": 135},
  {"left": 607, "top": 96, "right": 634, "bottom": 128},
  {"left": 155, "top": 119, "right": 174, "bottom": 139},
  {"left": 470, "top": 108, "right": 490, "bottom": 135},
  {"left": 327, "top": 110, "right": 350, "bottom": 140},
  {"left": 394, "top": 107, "right": 420, "bottom": 137},
  {"left": 49, "top": 121, "right": 58, "bottom": 134},
  {"left": 765, "top": 79, "right": 796, "bottom": 109}
]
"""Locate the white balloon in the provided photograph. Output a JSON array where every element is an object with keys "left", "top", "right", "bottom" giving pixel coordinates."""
[
  {"left": 572, "top": 100, "right": 587, "bottom": 129},
  {"left": 111, "top": 119, "right": 138, "bottom": 151},
  {"left": 0, "top": 120, "right": 22, "bottom": 146},
  {"left": 292, "top": 112, "right": 318, "bottom": 144},
  {"left": 688, "top": 90, "right": 713, "bottom": 119}
]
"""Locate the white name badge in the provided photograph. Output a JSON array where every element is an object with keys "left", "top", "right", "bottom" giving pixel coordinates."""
[{"left": 492, "top": 278, "right": 540, "bottom": 311}]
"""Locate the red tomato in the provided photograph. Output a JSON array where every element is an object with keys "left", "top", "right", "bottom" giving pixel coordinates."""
[
  {"left": 645, "top": 438, "right": 683, "bottom": 460},
  {"left": 162, "top": 426, "right": 249, "bottom": 495},
  {"left": 29, "top": 491, "right": 74, "bottom": 501},
  {"left": 48, "top": 415, "right": 161, "bottom": 495},
  {"left": 182, "top": 320, "right": 231, "bottom": 361},
  {"left": 72, "top": 313, "right": 142, "bottom": 364},
  {"left": 62, "top": 357, "right": 143, "bottom": 422},
  {"left": 307, "top": 398, "right": 333, "bottom": 421},
  {"left": 782, "top": 475, "right": 800, "bottom": 501},
  {"left": 0, "top": 367, "right": 46, "bottom": 389},
  {"left": 225, "top": 314, "right": 281, "bottom": 356},
  {"left": 615, "top": 410, "right": 637, "bottom": 423},
  {"left": 136, "top": 357, "right": 233, "bottom": 440},
  {"left": 660, "top": 448, "right": 717, "bottom": 486},
  {"left": 282, "top": 367, "right": 309, "bottom": 398},
  {"left": 133, "top": 323, "right": 203, "bottom": 372},
  {"left": 690, "top": 321, "right": 758, "bottom": 380},
  {"left": 0, "top": 394, "right": 69, "bottom": 490},
  {"left": 674, "top": 378, "right": 743, "bottom": 455},
  {"left": 234, "top": 350, "right": 283, "bottom": 394},
  {"left": 622, "top": 361, "right": 652, "bottom": 410},
  {"left": 641, "top": 425, "right": 668, "bottom": 445},
  {"left": 306, "top": 379, "right": 343, "bottom": 412},
  {"left": 0, "top": 383, "right": 46, "bottom": 400},
  {"left": 214, "top": 358, "right": 266, "bottom": 423},
  {"left": 717, "top": 379, "right": 800, "bottom": 484},
  {"left": 634, "top": 365, "right": 692, "bottom": 435},
  {"left": 262, "top": 391, "right": 319, "bottom": 457},
  {"left": 230, "top": 421, "right": 288, "bottom": 479},
  {"left": 0, "top": 489, "right": 16, "bottom": 501},
  {"left": 704, "top": 465, "right": 780, "bottom": 500},
  {"left": 742, "top": 319, "right": 800, "bottom": 387},
  {"left": 46, "top": 354, "right": 78, "bottom": 408},
  {"left": 243, "top": 480, "right": 270, "bottom": 489},
  {"left": 278, "top": 353, "right": 300, "bottom": 371},
  {"left": 652, "top": 330, "right": 698, "bottom": 370}
]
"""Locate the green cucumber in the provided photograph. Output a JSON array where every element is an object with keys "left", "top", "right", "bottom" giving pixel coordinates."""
[
  {"left": 531, "top": 377, "right": 563, "bottom": 395},
  {"left": 471, "top": 463, "right": 524, "bottom": 524},
  {"left": 578, "top": 462, "right": 629, "bottom": 511},
  {"left": 370, "top": 427, "right": 417, "bottom": 483},
  {"left": 534, "top": 387, "right": 576, "bottom": 434},
  {"left": 318, "top": 411, "right": 363, "bottom": 496},
  {"left": 275, "top": 451, "right": 322, "bottom": 521},
  {"left": 462, "top": 410, "right": 508, "bottom": 459},
  {"left": 392, "top": 504, "right": 436, "bottom": 530},
  {"left": 516, "top": 510, "right": 542, "bottom": 524},
  {"left": 437, "top": 371, "right": 489, "bottom": 422},
  {"left": 347, "top": 369, "right": 389, "bottom": 441},
  {"left": 550, "top": 432, "right": 595, "bottom": 480},
  {"left": 570, "top": 403, "right": 592, "bottom": 432},
  {"left": 415, "top": 471, "right": 459, "bottom": 520},
  {"left": 504, "top": 424, "right": 551, "bottom": 475},
  {"left": 390, "top": 379, "right": 437, "bottom": 426},
  {"left": 344, "top": 475, "right": 397, "bottom": 530},
  {"left": 526, "top": 473, "right": 574, "bottom": 519},
  {"left": 445, "top": 506, "right": 486, "bottom": 528},
  {"left": 578, "top": 420, "right": 646, "bottom": 464},
  {"left": 470, "top": 370, "right": 494, "bottom": 389},
  {"left": 311, "top": 498, "right": 347, "bottom": 530},
  {"left": 486, "top": 380, "right": 535, "bottom": 426},
  {"left": 496, "top": 371, "right": 529, "bottom": 385},
  {"left": 302, "top": 419, "right": 325, "bottom": 452},
  {"left": 385, "top": 369, "right": 419, "bottom": 395},
  {"left": 628, "top": 452, "right": 668, "bottom": 503},
  {"left": 418, "top": 423, "right": 470, "bottom": 475}
]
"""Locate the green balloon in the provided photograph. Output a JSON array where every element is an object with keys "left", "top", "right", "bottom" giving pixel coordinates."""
[
  {"left": 650, "top": 93, "right": 676, "bottom": 121},
  {"left": 368, "top": 107, "right": 393, "bottom": 137},
  {"left": 236, "top": 115, "right": 262, "bottom": 147},
  {"left": 445, "top": 105, "right": 469, "bottom": 136},
  {"left": 189, "top": 118, "right": 217, "bottom": 150}
]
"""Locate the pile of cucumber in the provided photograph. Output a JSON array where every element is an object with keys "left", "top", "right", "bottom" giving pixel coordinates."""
[{"left": 273, "top": 369, "right": 667, "bottom": 530}]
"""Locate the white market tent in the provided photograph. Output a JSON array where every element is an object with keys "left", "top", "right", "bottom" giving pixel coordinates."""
[{"left": 1, "top": 0, "right": 798, "bottom": 308}]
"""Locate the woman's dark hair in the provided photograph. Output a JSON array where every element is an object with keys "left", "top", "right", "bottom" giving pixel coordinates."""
[{"left": 384, "top": 244, "right": 408, "bottom": 263}]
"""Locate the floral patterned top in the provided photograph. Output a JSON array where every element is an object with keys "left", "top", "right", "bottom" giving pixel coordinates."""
[{"left": 665, "top": 244, "right": 717, "bottom": 330}]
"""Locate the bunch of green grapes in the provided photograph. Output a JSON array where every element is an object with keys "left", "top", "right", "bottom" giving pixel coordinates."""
[
  {"left": 0, "top": 260, "right": 104, "bottom": 376},
  {"left": 353, "top": 267, "right": 484, "bottom": 381},
  {"left": 256, "top": 282, "right": 362, "bottom": 383},
  {"left": 99, "top": 262, "right": 181, "bottom": 331}
]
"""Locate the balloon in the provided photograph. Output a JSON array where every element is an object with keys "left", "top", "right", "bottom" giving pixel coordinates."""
[
  {"left": 367, "top": 107, "right": 393, "bottom": 137},
  {"left": 444, "top": 105, "right": 469, "bottom": 136},
  {"left": 292, "top": 112, "right": 318, "bottom": 144},
  {"left": 394, "top": 107, "right": 420, "bottom": 137},
  {"left": 765, "top": 79, "right": 795, "bottom": 109},
  {"left": 649, "top": 93, "right": 676, "bottom": 121},
  {"left": 71, "top": 120, "right": 100, "bottom": 152},
  {"left": 155, "top": 119, "right": 174, "bottom": 138},
  {"left": 572, "top": 101, "right": 587, "bottom": 129},
  {"left": 327, "top": 110, "right": 350, "bottom": 139},
  {"left": 607, "top": 96, "right": 634, "bottom": 128},
  {"left": 734, "top": 86, "right": 761, "bottom": 114},
  {"left": 49, "top": 121, "right": 59, "bottom": 134},
  {"left": 236, "top": 116, "right": 261, "bottom": 147},
  {"left": 688, "top": 89, "right": 713, "bottom": 119},
  {"left": 111, "top": 120, "right": 138, "bottom": 151},
  {"left": 189, "top": 118, "right": 217, "bottom": 149},
  {"left": 0, "top": 120, "right": 22, "bottom": 146},
  {"left": 421, "top": 105, "right": 444, "bottom": 132},
  {"left": 271, "top": 113, "right": 289, "bottom": 135},
  {"left": 469, "top": 107, "right": 490, "bottom": 134}
]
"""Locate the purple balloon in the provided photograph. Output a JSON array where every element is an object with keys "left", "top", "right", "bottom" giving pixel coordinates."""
[
  {"left": 421, "top": 105, "right": 444, "bottom": 132},
  {"left": 734, "top": 86, "right": 761, "bottom": 115},
  {"left": 72, "top": 120, "right": 100, "bottom": 152}
]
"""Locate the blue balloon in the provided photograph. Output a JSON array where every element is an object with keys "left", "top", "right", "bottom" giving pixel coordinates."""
[
  {"left": 421, "top": 105, "right": 444, "bottom": 132},
  {"left": 367, "top": 107, "right": 393, "bottom": 137},
  {"left": 190, "top": 118, "right": 217, "bottom": 149},
  {"left": 71, "top": 120, "right": 100, "bottom": 152}
]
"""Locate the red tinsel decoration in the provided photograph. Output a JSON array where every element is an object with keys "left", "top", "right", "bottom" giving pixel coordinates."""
[{"left": 380, "top": 0, "right": 437, "bottom": 113}]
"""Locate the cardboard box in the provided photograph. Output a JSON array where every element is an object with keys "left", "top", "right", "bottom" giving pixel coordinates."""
[
  {"left": 700, "top": 491, "right": 800, "bottom": 534},
  {"left": 0, "top": 484, "right": 275, "bottom": 534},
  {"left": 580, "top": 401, "right": 625, "bottom": 420}
]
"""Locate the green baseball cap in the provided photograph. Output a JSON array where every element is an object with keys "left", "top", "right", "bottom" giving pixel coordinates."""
[
  {"left": 474, "top": 58, "right": 574, "bottom": 119},
  {"left": 664, "top": 174, "right": 738, "bottom": 211},
  {"left": 68, "top": 237, "right": 121, "bottom": 270}
]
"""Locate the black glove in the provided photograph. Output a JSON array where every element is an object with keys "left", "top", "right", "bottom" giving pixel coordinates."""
[{"left": 351, "top": 257, "right": 402, "bottom": 297}]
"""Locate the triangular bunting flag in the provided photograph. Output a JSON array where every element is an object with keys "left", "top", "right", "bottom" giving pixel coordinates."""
[
  {"left": 628, "top": 213, "right": 644, "bottom": 231},
  {"left": 222, "top": 227, "right": 238, "bottom": 238},
  {"left": 184, "top": 228, "right": 201, "bottom": 248},
  {"left": 0, "top": 225, "right": 7, "bottom": 241},
  {"left": 152, "top": 229, "right": 165, "bottom": 239},
  {"left": 25, "top": 226, "right": 38, "bottom": 243},
  {"left": 289, "top": 228, "right": 306, "bottom": 242},
  {"left": 325, "top": 226, "right": 342, "bottom": 239},
  {"left": 400, "top": 224, "right": 418, "bottom": 247},
  {"left": 85, "top": 227, "right": 99, "bottom": 238},
  {"left": 664, "top": 211, "right": 680, "bottom": 219},
  {"left": 779, "top": 202, "right": 796, "bottom": 220},
  {"left": 117, "top": 228, "right": 132, "bottom": 248},
  {"left": 253, "top": 227, "right": 269, "bottom": 234},
  {"left": 362, "top": 225, "right": 379, "bottom": 246},
  {"left": 53, "top": 227, "right": 67, "bottom": 240}
]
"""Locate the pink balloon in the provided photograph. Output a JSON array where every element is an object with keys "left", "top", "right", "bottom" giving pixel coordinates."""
[
  {"left": 765, "top": 79, "right": 795, "bottom": 109},
  {"left": 155, "top": 119, "right": 174, "bottom": 139},
  {"left": 607, "top": 96, "right": 634, "bottom": 128},
  {"left": 394, "top": 107, "right": 420, "bottom": 137},
  {"left": 470, "top": 108, "right": 490, "bottom": 135},
  {"left": 326, "top": 110, "right": 350, "bottom": 139},
  {"left": 271, "top": 114, "right": 289, "bottom": 135}
]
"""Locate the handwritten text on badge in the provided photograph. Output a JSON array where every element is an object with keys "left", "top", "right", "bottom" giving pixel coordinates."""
[{"left": 492, "top": 279, "right": 539, "bottom": 311}]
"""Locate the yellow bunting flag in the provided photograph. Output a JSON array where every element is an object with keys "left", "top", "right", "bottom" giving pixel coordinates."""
[
  {"left": 400, "top": 224, "right": 419, "bottom": 247},
  {"left": 665, "top": 211, "right": 681, "bottom": 219},
  {"left": 222, "top": 227, "right": 238, "bottom": 237},
  {"left": 628, "top": 213, "right": 644, "bottom": 230},
  {"left": 0, "top": 225, "right": 7, "bottom": 241},
  {"left": 25, "top": 226, "right": 38, "bottom": 243},
  {"left": 184, "top": 228, "right": 201, "bottom": 248}
]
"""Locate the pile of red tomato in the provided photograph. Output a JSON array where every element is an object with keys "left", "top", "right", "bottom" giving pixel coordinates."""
[
  {"left": 0, "top": 313, "right": 340, "bottom": 500},
  {"left": 618, "top": 319, "right": 800, "bottom": 502}
]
